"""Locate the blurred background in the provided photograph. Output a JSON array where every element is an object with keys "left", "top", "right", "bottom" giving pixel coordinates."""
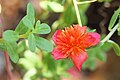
[{"left": 0, "top": 0, "right": 120, "bottom": 80}]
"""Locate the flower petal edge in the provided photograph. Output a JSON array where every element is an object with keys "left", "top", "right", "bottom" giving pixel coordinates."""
[
  {"left": 52, "top": 30, "right": 62, "bottom": 44},
  {"left": 70, "top": 50, "right": 88, "bottom": 70},
  {"left": 51, "top": 47, "right": 68, "bottom": 60}
]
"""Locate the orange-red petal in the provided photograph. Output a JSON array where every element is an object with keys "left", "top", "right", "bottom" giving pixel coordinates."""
[
  {"left": 73, "top": 25, "right": 86, "bottom": 32},
  {"left": 73, "top": 25, "right": 86, "bottom": 37},
  {"left": 70, "top": 50, "right": 88, "bottom": 70},
  {"left": 52, "top": 47, "right": 69, "bottom": 60},
  {"left": 52, "top": 30, "right": 62, "bottom": 44},
  {"left": 81, "top": 32, "right": 100, "bottom": 48}
]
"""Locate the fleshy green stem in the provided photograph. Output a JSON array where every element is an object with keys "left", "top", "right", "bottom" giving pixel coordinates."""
[
  {"left": 77, "top": 0, "right": 97, "bottom": 4},
  {"left": 101, "top": 24, "right": 119, "bottom": 43},
  {"left": 73, "top": 0, "right": 82, "bottom": 26},
  {"left": 19, "top": 30, "right": 31, "bottom": 38},
  {"left": 4, "top": 51, "right": 14, "bottom": 80}
]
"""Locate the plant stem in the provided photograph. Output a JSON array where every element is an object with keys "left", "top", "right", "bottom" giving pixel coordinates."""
[
  {"left": 77, "top": 0, "right": 97, "bottom": 4},
  {"left": 73, "top": 0, "right": 82, "bottom": 26},
  {"left": 101, "top": 24, "right": 119, "bottom": 43},
  {"left": 19, "top": 30, "right": 31, "bottom": 38},
  {"left": 4, "top": 51, "right": 14, "bottom": 80}
]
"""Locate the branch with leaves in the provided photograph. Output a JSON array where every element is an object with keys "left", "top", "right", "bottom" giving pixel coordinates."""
[{"left": 0, "top": 3, "right": 53, "bottom": 80}]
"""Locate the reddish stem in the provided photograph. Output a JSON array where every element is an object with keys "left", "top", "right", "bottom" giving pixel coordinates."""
[{"left": 4, "top": 51, "right": 14, "bottom": 80}]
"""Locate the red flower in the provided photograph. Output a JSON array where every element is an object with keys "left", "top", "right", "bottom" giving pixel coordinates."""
[{"left": 52, "top": 25, "right": 100, "bottom": 70}]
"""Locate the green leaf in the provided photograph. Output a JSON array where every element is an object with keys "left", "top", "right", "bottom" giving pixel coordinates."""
[
  {"left": 87, "top": 28, "right": 96, "bottom": 32},
  {"left": 82, "top": 58, "right": 96, "bottom": 71},
  {"left": 107, "top": 40, "right": 120, "bottom": 56},
  {"left": 5, "top": 42, "right": 19, "bottom": 63},
  {"left": 15, "top": 3, "right": 35, "bottom": 32},
  {"left": 118, "top": 28, "right": 120, "bottom": 36},
  {"left": 117, "top": 16, "right": 120, "bottom": 36},
  {"left": 101, "top": 41, "right": 112, "bottom": 51},
  {"left": 88, "top": 61, "right": 96, "bottom": 71},
  {"left": 26, "top": 3, "right": 35, "bottom": 27},
  {"left": 108, "top": 7, "right": 120, "bottom": 31},
  {"left": 0, "top": 42, "right": 6, "bottom": 50},
  {"left": 96, "top": 51, "right": 107, "bottom": 61},
  {"left": 28, "top": 34, "right": 36, "bottom": 52},
  {"left": 40, "top": 1, "right": 64, "bottom": 13},
  {"left": 33, "top": 20, "right": 51, "bottom": 34},
  {"left": 22, "top": 16, "right": 34, "bottom": 30},
  {"left": 35, "top": 36, "right": 53, "bottom": 52},
  {"left": 27, "top": 3, "right": 35, "bottom": 21},
  {"left": 48, "top": 2, "right": 64, "bottom": 12},
  {"left": 15, "top": 20, "right": 29, "bottom": 35},
  {"left": 3, "top": 30, "right": 19, "bottom": 42},
  {"left": 17, "top": 40, "right": 26, "bottom": 54}
]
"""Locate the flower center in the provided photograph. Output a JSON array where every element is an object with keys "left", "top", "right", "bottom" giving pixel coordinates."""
[{"left": 66, "top": 45, "right": 82, "bottom": 56}]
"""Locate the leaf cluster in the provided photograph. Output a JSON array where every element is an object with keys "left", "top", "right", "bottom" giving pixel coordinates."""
[{"left": 0, "top": 3, "right": 53, "bottom": 63}]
